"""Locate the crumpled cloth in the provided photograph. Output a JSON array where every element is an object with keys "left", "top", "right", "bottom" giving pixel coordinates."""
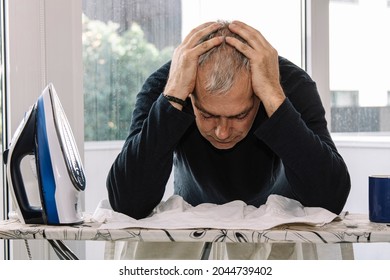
[{"left": 93, "top": 194, "right": 337, "bottom": 230}]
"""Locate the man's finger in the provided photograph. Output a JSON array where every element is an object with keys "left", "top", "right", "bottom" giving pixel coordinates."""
[
  {"left": 193, "top": 36, "right": 224, "bottom": 57},
  {"left": 225, "top": 36, "right": 253, "bottom": 58},
  {"left": 228, "top": 20, "right": 269, "bottom": 49}
]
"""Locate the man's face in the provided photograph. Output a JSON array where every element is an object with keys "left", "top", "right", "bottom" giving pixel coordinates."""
[{"left": 191, "top": 69, "right": 260, "bottom": 150}]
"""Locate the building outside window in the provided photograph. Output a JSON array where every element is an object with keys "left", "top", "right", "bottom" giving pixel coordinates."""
[{"left": 329, "top": 0, "right": 390, "bottom": 133}]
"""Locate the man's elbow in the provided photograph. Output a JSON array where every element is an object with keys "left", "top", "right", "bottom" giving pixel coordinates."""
[
  {"left": 324, "top": 173, "right": 351, "bottom": 214},
  {"left": 108, "top": 193, "right": 153, "bottom": 220}
]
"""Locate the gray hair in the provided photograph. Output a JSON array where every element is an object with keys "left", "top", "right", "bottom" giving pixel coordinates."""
[{"left": 197, "top": 20, "right": 250, "bottom": 94}]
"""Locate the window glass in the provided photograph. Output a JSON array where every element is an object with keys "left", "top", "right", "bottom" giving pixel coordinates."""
[
  {"left": 82, "top": 0, "right": 178, "bottom": 141},
  {"left": 329, "top": 0, "right": 390, "bottom": 133},
  {"left": 82, "top": 0, "right": 302, "bottom": 141}
]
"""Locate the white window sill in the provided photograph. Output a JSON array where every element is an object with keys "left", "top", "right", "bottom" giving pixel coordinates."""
[{"left": 332, "top": 133, "right": 390, "bottom": 149}]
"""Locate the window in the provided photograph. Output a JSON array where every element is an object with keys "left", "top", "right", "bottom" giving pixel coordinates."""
[
  {"left": 82, "top": 0, "right": 179, "bottom": 141},
  {"left": 329, "top": 0, "right": 390, "bottom": 133},
  {"left": 82, "top": 0, "right": 303, "bottom": 141}
]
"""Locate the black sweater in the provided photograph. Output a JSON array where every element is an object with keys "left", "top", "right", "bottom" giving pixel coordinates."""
[{"left": 106, "top": 57, "right": 351, "bottom": 219}]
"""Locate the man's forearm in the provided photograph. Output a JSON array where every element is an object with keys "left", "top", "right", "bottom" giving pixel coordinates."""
[{"left": 106, "top": 96, "right": 194, "bottom": 218}]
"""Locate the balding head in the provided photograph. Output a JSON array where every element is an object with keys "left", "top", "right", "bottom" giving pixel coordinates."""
[{"left": 196, "top": 20, "right": 250, "bottom": 95}]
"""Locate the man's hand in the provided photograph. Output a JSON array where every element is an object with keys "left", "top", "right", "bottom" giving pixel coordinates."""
[
  {"left": 226, "top": 21, "right": 286, "bottom": 117},
  {"left": 164, "top": 22, "right": 224, "bottom": 110}
]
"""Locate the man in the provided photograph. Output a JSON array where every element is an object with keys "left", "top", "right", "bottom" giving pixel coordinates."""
[{"left": 106, "top": 20, "right": 351, "bottom": 220}]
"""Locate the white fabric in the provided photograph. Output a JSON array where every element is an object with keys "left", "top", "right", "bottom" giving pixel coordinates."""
[{"left": 93, "top": 194, "right": 337, "bottom": 230}]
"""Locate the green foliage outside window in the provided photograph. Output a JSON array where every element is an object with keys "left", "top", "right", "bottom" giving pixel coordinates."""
[{"left": 82, "top": 15, "right": 173, "bottom": 141}]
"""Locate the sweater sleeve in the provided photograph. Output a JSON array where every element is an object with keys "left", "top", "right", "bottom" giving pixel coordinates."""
[
  {"left": 255, "top": 80, "right": 351, "bottom": 214},
  {"left": 106, "top": 62, "right": 195, "bottom": 219}
]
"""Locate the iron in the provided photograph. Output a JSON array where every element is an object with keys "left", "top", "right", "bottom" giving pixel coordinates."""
[{"left": 3, "top": 83, "right": 86, "bottom": 225}]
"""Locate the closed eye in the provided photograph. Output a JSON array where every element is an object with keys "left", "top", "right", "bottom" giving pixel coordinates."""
[
  {"left": 200, "top": 112, "right": 216, "bottom": 119},
  {"left": 231, "top": 113, "right": 249, "bottom": 120},
  {"left": 196, "top": 99, "right": 254, "bottom": 120}
]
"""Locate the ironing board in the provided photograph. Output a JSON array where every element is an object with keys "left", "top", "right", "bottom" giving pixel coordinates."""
[{"left": 0, "top": 213, "right": 389, "bottom": 259}]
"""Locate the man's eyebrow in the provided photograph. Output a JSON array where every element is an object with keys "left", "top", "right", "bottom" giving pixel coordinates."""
[
  {"left": 194, "top": 104, "right": 218, "bottom": 117},
  {"left": 194, "top": 99, "right": 255, "bottom": 118}
]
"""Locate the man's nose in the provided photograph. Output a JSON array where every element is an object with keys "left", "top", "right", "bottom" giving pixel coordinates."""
[{"left": 215, "top": 118, "right": 231, "bottom": 140}]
